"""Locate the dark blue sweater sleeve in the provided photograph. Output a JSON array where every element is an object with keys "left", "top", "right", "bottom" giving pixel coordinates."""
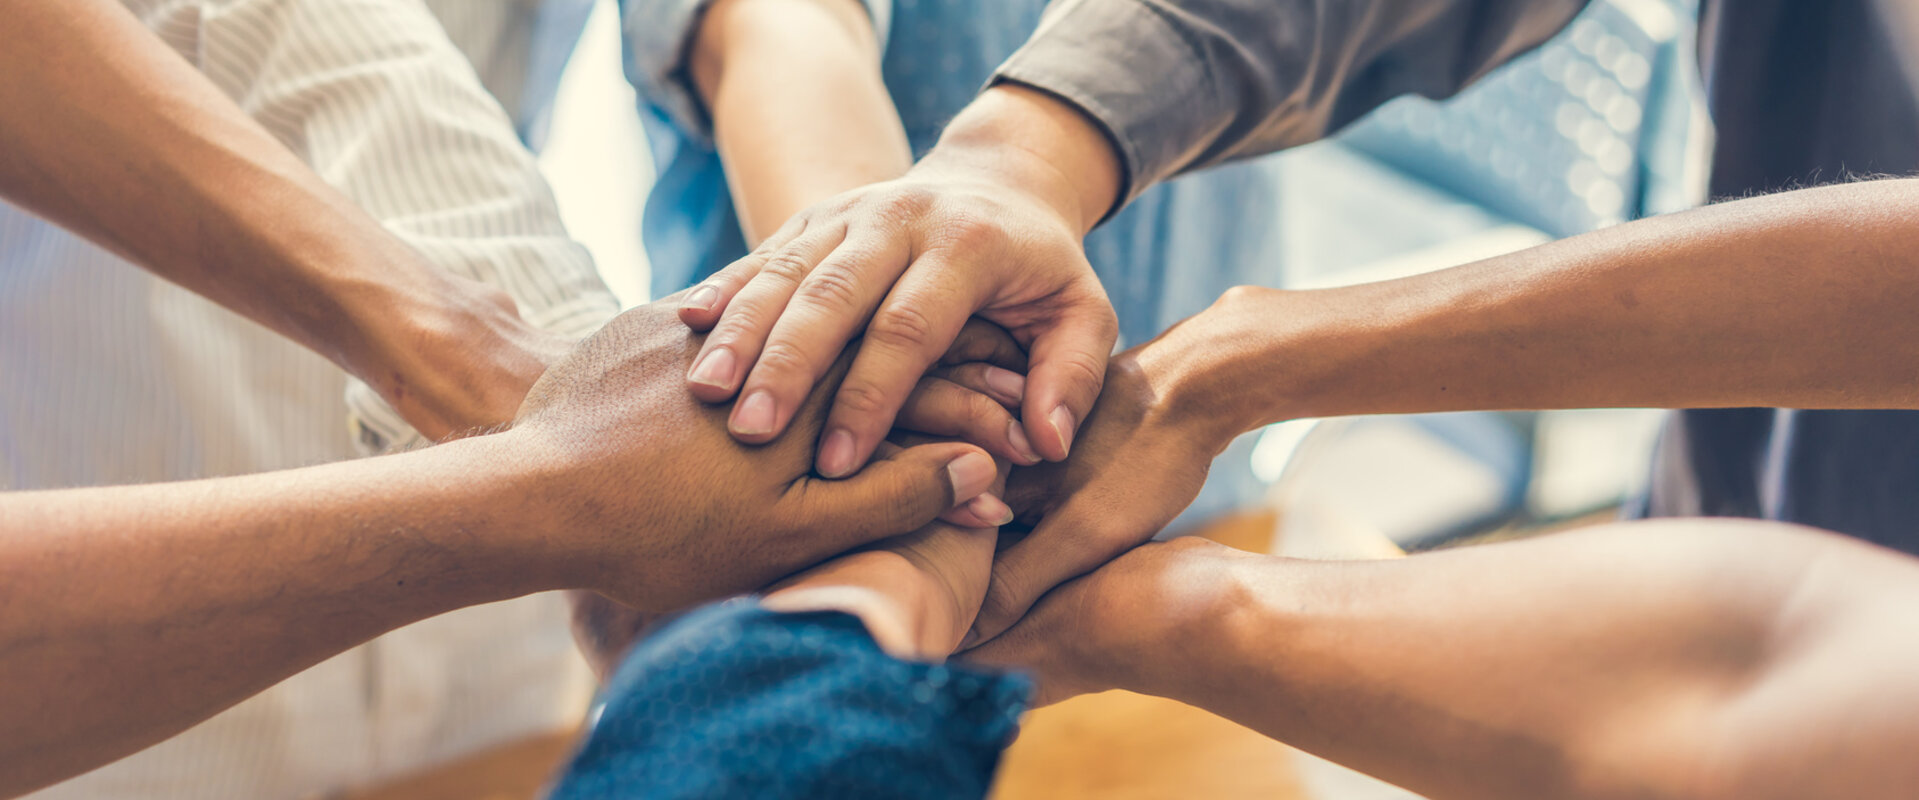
[{"left": 549, "top": 599, "right": 1032, "bottom": 800}]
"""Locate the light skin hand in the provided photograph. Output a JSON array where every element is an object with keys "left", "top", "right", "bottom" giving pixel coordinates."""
[{"left": 679, "top": 84, "right": 1123, "bottom": 479}]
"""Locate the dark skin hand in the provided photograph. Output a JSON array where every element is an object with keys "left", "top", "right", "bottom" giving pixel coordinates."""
[
  {"left": 564, "top": 311, "right": 1032, "bottom": 673},
  {"left": 966, "top": 313, "right": 1234, "bottom": 646}
]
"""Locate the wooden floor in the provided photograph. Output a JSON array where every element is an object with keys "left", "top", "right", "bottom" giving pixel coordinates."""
[{"left": 348, "top": 512, "right": 1321, "bottom": 800}]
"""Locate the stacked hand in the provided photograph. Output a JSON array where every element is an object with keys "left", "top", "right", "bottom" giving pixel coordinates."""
[
  {"left": 676, "top": 86, "right": 1123, "bottom": 480},
  {"left": 508, "top": 296, "right": 1007, "bottom": 615}
]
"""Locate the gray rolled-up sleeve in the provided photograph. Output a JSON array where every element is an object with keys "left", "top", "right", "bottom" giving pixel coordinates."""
[
  {"left": 624, "top": 0, "right": 894, "bottom": 145},
  {"left": 993, "top": 0, "right": 1591, "bottom": 213}
]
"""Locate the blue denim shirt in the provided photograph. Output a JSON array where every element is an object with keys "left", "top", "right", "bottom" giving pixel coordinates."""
[{"left": 550, "top": 600, "right": 1029, "bottom": 799}]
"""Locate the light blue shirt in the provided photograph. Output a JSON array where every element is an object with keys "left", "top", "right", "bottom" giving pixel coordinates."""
[{"left": 618, "top": 0, "right": 1285, "bottom": 349}]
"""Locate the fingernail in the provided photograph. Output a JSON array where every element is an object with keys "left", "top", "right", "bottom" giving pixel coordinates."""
[
  {"left": 681, "top": 284, "right": 720, "bottom": 312},
  {"left": 1006, "top": 420, "right": 1041, "bottom": 464},
  {"left": 732, "top": 390, "right": 777, "bottom": 436},
  {"left": 983, "top": 366, "right": 1026, "bottom": 405},
  {"left": 818, "top": 429, "right": 857, "bottom": 478},
  {"left": 965, "top": 493, "right": 1015, "bottom": 527},
  {"left": 688, "top": 347, "right": 737, "bottom": 390},
  {"left": 944, "top": 451, "right": 996, "bottom": 502},
  {"left": 1048, "top": 404, "right": 1077, "bottom": 457}
]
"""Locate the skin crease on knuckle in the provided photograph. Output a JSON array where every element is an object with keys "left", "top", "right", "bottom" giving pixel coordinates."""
[
  {"left": 792, "top": 260, "right": 869, "bottom": 314},
  {"left": 866, "top": 300, "right": 940, "bottom": 355}
]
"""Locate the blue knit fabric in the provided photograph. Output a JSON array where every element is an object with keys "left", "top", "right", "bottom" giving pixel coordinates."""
[{"left": 549, "top": 600, "right": 1030, "bottom": 800}]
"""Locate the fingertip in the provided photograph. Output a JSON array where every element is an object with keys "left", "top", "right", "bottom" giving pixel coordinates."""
[
  {"left": 817, "top": 428, "right": 858, "bottom": 479},
  {"left": 944, "top": 449, "right": 997, "bottom": 504},
  {"left": 1046, "top": 404, "right": 1077, "bottom": 459},
  {"left": 677, "top": 284, "right": 723, "bottom": 329},
  {"left": 728, "top": 389, "right": 783, "bottom": 441},
  {"left": 686, "top": 346, "right": 740, "bottom": 398},
  {"left": 1005, "top": 419, "right": 1043, "bottom": 465}
]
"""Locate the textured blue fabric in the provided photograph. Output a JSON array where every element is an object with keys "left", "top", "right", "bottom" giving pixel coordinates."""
[{"left": 549, "top": 600, "right": 1030, "bottom": 800}]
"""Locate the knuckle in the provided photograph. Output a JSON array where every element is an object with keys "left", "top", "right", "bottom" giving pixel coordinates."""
[
  {"left": 793, "top": 265, "right": 864, "bottom": 312},
  {"left": 964, "top": 390, "right": 1005, "bottom": 428},
  {"left": 752, "top": 342, "right": 814, "bottom": 382},
  {"left": 978, "top": 577, "right": 1029, "bottom": 629},
  {"left": 834, "top": 379, "right": 895, "bottom": 418},
  {"left": 867, "top": 303, "right": 938, "bottom": 352},
  {"left": 1055, "top": 349, "right": 1110, "bottom": 393},
  {"left": 760, "top": 250, "right": 815, "bottom": 283},
  {"left": 872, "top": 186, "right": 935, "bottom": 222},
  {"left": 937, "top": 212, "right": 1001, "bottom": 252}
]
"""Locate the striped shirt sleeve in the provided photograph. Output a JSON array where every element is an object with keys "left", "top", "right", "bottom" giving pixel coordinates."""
[{"left": 160, "top": 0, "right": 623, "bottom": 451}]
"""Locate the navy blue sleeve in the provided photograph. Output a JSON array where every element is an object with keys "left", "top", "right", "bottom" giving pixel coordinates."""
[{"left": 549, "top": 599, "right": 1032, "bottom": 800}]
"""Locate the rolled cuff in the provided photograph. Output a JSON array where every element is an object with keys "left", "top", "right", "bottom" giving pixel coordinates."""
[{"left": 991, "top": 0, "right": 1218, "bottom": 217}]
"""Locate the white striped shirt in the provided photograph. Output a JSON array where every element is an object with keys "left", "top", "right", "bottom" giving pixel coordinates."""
[{"left": 1, "top": 1, "right": 619, "bottom": 796}]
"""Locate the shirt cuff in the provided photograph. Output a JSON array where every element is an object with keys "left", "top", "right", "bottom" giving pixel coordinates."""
[
  {"left": 622, "top": 0, "right": 894, "bottom": 147},
  {"left": 991, "top": 0, "right": 1216, "bottom": 217}
]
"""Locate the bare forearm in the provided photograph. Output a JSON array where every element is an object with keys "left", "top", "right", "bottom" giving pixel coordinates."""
[
  {"left": 0, "top": 436, "right": 558, "bottom": 797},
  {"left": 1159, "top": 179, "right": 1919, "bottom": 438},
  {"left": 692, "top": 0, "right": 911, "bottom": 243},
  {"left": 0, "top": 0, "right": 548, "bottom": 437},
  {"left": 1116, "top": 524, "right": 1919, "bottom": 799}
]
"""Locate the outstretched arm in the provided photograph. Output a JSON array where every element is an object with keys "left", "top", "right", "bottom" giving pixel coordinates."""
[
  {"left": 972, "top": 521, "right": 1919, "bottom": 800},
  {"left": 0, "top": 301, "right": 997, "bottom": 798},
  {"left": 975, "top": 175, "right": 1919, "bottom": 643},
  {"left": 0, "top": 0, "right": 603, "bottom": 440},
  {"left": 1158, "top": 177, "right": 1919, "bottom": 434}
]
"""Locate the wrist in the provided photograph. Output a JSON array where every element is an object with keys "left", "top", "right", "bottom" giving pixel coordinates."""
[
  {"left": 443, "top": 431, "right": 588, "bottom": 593},
  {"left": 1138, "top": 285, "right": 1369, "bottom": 443},
  {"left": 763, "top": 550, "right": 948, "bottom": 660},
  {"left": 918, "top": 84, "right": 1122, "bottom": 235},
  {"left": 339, "top": 267, "right": 563, "bottom": 436},
  {"left": 1060, "top": 539, "right": 1253, "bottom": 698}
]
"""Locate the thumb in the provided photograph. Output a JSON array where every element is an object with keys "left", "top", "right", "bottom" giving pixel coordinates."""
[
  {"left": 783, "top": 442, "right": 1001, "bottom": 549},
  {"left": 967, "top": 495, "right": 1136, "bottom": 645},
  {"left": 1018, "top": 289, "right": 1118, "bottom": 461}
]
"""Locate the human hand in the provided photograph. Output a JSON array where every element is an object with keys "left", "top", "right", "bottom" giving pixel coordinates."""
[
  {"left": 508, "top": 297, "right": 1002, "bottom": 613},
  {"left": 963, "top": 304, "right": 1255, "bottom": 645},
  {"left": 358, "top": 277, "right": 574, "bottom": 441},
  {"left": 762, "top": 451, "right": 1008, "bottom": 660},
  {"left": 567, "top": 442, "right": 1006, "bottom": 674},
  {"left": 963, "top": 538, "right": 1247, "bottom": 705},
  {"left": 678, "top": 85, "right": 1122, "bottom": 479}
]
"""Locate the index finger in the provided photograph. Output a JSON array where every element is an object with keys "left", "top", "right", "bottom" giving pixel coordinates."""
[{"left": 815, "top": 255, "right": 983, "bottom": 478}]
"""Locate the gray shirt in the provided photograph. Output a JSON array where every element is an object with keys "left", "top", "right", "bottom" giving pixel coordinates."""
[
  {"left": 991, "top": 0, "right": 1919, "bottom": 553},
  {"left": 992, "top": 0, "right": 1590, "bottom": 211}
]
